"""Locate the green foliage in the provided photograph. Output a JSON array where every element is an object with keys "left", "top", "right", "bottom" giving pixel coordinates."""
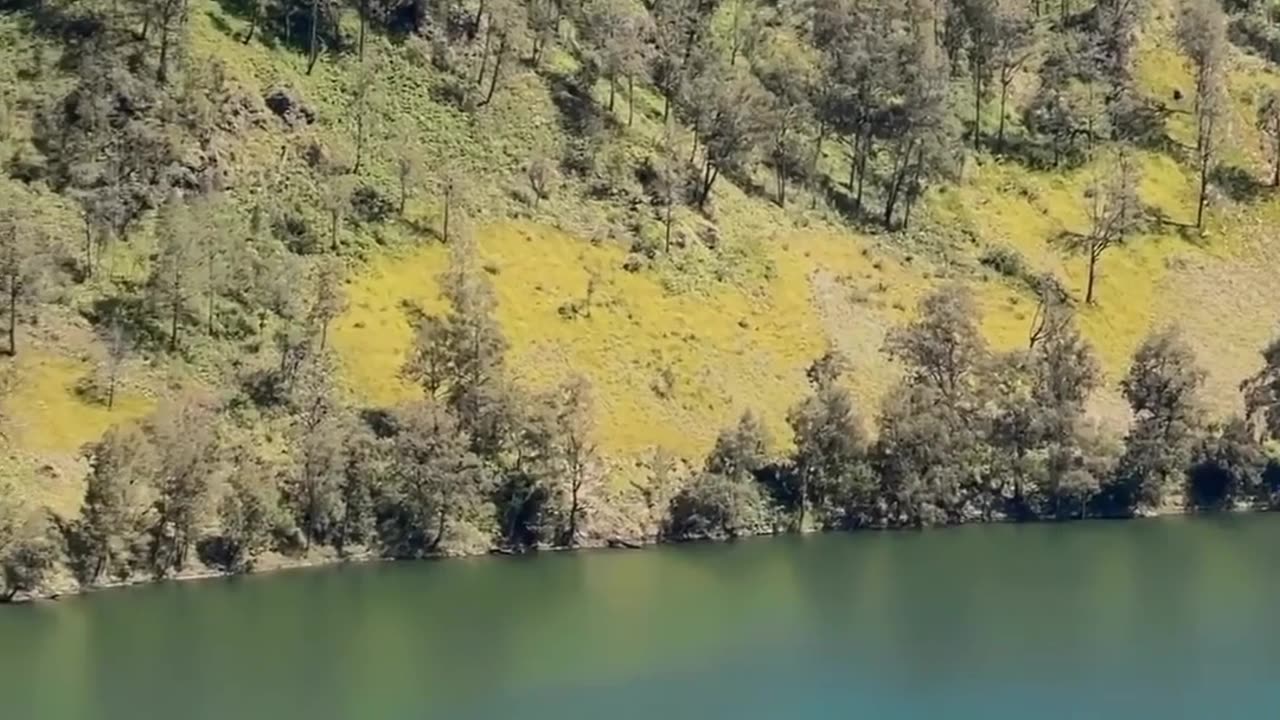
[
  {"left": 665, "top": 471, "right": 767, "bottom": 540},
  {"left": 67, "top": 426, "right": 153, "bottom": 584},
  {"left": 211, "top": 461, "right": 283, "bottom": 573},
  {"left": 1116, "top": 328, "right": 1207, "bottom": 511}
]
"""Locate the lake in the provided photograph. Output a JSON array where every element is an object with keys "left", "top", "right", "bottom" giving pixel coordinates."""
[{"left": 2, "top": 515, "right": 1278, "bottom": 719}]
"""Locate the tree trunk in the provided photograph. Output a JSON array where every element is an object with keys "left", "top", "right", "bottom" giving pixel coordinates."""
[
  {"left": 358, "top": 0, "right": 367, "bottom": 61},
  {"left": 245, "top": 1, "right": 258, "bottom": 44},
  {"left": 855, "top": 133, "right": 871, "bottom": 212},
  {"left": 6, "top": 284, "right": 16, "bottom": 356},
  {"left": 355, "top": 111, "right": 365, "bottom": 174},
  {"left": 475, "top": 26, "right": 491, "bottom": 86},
  {"left": 400, "top": 175, "right": 407, "bottom": 215},
  {"left": 306, "top": 0, "right": 320, "bottom": 75},
  {"left": 157, "top": 22, "right": 171, "bottom": 85},
  {"left": 567, "top": 479, "right": 580, "bottom": 546},
  {"left": 1196, "top": 153, "right": 1210, "bottom": 229},
  {"left": 664, "top": 193, "right": 673, "bottom": 252},
  {"left": 1085, "top": 250, "right": 1098, "bottom": 305},
  {"left": 1273, "top": 145, "right": 1280, "bottom": 188},
  {"left": 973, "top": 74, "right": 982, "bottom": 149},
  {"left": 480, "top": 38, "right": 505, "bottom": 106},
  {"left": 83, "top": 216, "right": 94, "bottom": 277},
  {"left": 608, "top": 73, "right": 615, "bottom": 112},
  {"left": 443, "top": 192, "right": 451, "bottom": 242},
  {"left": 330, "top": 209, "right": 339, "bottom": 251},
  {"left": 903, "top": 150, "right": 924, "bottom": 230},
  {"left": 797, "top": 475, "right": 808, "bottom": 531},
  {"left": 469, "top": 0, "right": 486, "bottom": 40},
  {"left": 627, "top": 75, "right": 635, "bottom": 127},
  {"left": 776, "top": 161, "right": 786, "bottom": 207},
  {"left": 699, "top": 157, "right": 718, "bottom": 208},
  {"left": 998, "top": 81, "right": 1010, "bottom": 150},
  {"left": 169, "top": 299, "right": 180, "bottom": 352}
]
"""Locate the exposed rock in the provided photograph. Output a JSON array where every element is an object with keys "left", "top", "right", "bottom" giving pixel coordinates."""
[{"left": 264, "top": 87, "right": 316, "bottom": 127}]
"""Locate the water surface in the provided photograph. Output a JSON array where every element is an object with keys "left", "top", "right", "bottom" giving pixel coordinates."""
[{"left": 2, "top": 515, "right": 1278, "bottom": 719}]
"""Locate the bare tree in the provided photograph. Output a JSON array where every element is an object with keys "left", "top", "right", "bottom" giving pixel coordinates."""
[
  {"left": 1257, "top": 88, "right": 1280, "bottom": 188},
  {"left": 526, "top": 156, "right": 558, "bottom": 209},
  {"left": 1062, "top": 148, "right": 1142, "bottom": 305},
  {"left": 1177, "top": 0, "right": 1227, "bottom": 229},
  {"left": 0, "top": 209, "right": 47, "bottom": 357}
]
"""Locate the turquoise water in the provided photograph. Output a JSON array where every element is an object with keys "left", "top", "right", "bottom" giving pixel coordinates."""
[{"left": 2, "top": 515, "right": 1278, "bottom": 719}]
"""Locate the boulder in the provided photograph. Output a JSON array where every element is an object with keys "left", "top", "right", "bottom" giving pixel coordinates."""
[{"left": 263, "top": 87, "right": 316, "bottom": 127}]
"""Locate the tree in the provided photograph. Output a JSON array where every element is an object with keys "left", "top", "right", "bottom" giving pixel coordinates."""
[
  {"left": 1177, "top": 0, "right": 1227, "bottom": 228},
  {"left": 72, "top": 426, "right": 154, "bottom": 584},
  {"left": 875, "top": 381, "right": 986, "bottom": 525},
  {"left": 349, "top": 58, "right": 383, "bottom": 175},
  {"left": 879, "top": 285, "right": 992, "bottom": 524},
  {"left": 526, "top": 156, "right": 558, "bottom": 209},
  {"left": 394, "top": 132, "right": 425, "bottom": 217},
  {"left": 1242, "top": 334, "right": 1280, "bottom": 441},
  {"left": 0, "top": 206, "right": 48, "bottom": 356},
  {"left": 547, "top": 375, "right": 598, "bottom": 546},
  {"left": 880, "top": 16, "right": 956, "bottom": 229},
  {"left": 403, "top": 233, "right": 511, "bottom": 453},
  {"left": 475, "top": 0, "right": 525, "bottom": 107},
  {"left": 321, "top": 175, "right": 355, "bottom": 252},
  {"left": 788, "top": 373, "right": 873, "bottom": 529},
  {"left": 1117, "top": 328, "right": 1206, "bottom": 511},
  {"left": 665, "top": 471, "right": 766, "bottom": 539},
  {"left": 991, "top": 0, "right": 1038, "bottom": 150},
  {"left": 283, "top": 355, "right": 351, "bottom": 549},
  {"left": 812, "top": 0, "right": 899, "bottom": 212},
  {"left": 306, "top": 0, "right": 330, "bottom": 74},
  {"left": 1256, "top": 88, "right": 1280, "bottom": 187},
  {"left": 692, "top": 65, "right": 765, "bottom": 209},
  {"left": 386, "top": 400, "right": 486, "bottom": 555},
  {"left": 527, "top": 0, "right": 559, "bottom": 67},
  {"left": 336, "top": 422, "right": 382, "bottom": 554},
  {"left": 152, "top": 0, "right": 188, "bottom": 85},
  {"left": 582, "top": 0, "right": 651, "bottom": 116},
  {"left": 653, "top": 121, "right": 687, "bottom": 251},
  {"left": 438, "top": 163, "right": 467, "bottom": 243},
  {"left": 145, "top": 396, "right": 219, "bottom": 576},
  {"left": 987, "top": 313, "right": 1101, "bottom": 515},
  {"left": 960, "top": 0, "right": 999, "bottom": 148},
  {"left": 308, "top": 256, "right": 347, "bottom": 352},
  {"left": 1188, "top": 418, "right": 1266, "bottom": 510},
  {"left": 707, "top": 409, "right": 772, "bottom": 480},
  {"left": 0, "top": 496, "right": 58, "bottom": 602},
  {"left": 1063, "top": 148, "right": 1142, "bottom": 305},
  {"left": 1094, "top": 0, "right": 1147, "bottom": 83},
  {"left": 215, "top": 459, "right": 282, "bottom": 572},
  {"left": 755, "top": 33, "right": 817, "bottom": 207},
  {"left": 884, "top": 284, "right": 987, "bottom": 399},
  {"left": 150, "top": 195, "right": 207, "bottom": 353}
]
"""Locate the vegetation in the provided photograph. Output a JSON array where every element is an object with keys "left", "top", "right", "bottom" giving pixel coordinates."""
[{"left": 2, "top": 0, "right": 1280, "bottom": 599}]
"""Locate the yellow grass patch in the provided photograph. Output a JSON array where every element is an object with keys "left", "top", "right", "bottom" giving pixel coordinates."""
[
  {"left": 6, "top": 353, "right": 152, "bottom": 454},
  {"left": 334, "top": 222, "right": 935, "bottom": 460}
]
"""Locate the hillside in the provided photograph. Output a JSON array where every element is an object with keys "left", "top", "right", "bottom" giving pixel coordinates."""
[{"left": 2, "top": 0, "right": 1280, "bottom": 594}]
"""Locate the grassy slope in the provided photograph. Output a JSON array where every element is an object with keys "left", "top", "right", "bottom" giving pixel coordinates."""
[{"left": 5, "top": 0, "right": 1280, "bottom": 510}]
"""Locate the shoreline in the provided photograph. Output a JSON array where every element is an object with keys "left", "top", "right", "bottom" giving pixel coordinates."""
[{"left": 10, "top": 503, "right": 1270, "bottom": 604}]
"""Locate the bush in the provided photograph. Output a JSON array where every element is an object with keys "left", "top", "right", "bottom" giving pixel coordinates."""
[
  {"left": 350, "top": 185, "right": 396, "bottom": 224},
  {"left": 979, "top": 245, "right": 1026, "bottom": 278},
  {"left": 664, "top": 473, "right": 766, "bottom": 540}
]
